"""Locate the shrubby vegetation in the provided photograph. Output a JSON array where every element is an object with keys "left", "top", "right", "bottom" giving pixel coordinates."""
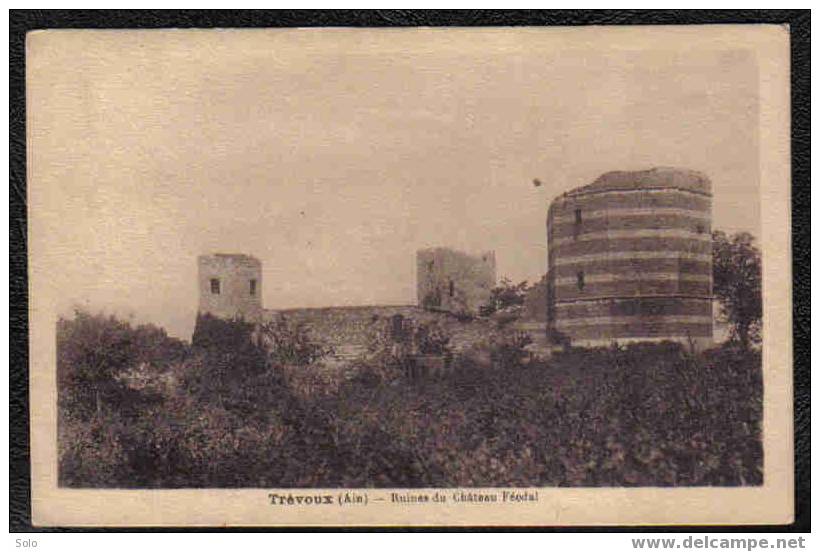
[
  {"left": 58, "top": 308, "right": 762, "bottom": 488},
  {"left": 712, "top": 231, "right": 763, "bottom": 350},
  {"left": 479, "top": 277, "right": 530, "bottom": 317},
  {"left": 258, "top": 316, "right": 336, "bottom": 367}
]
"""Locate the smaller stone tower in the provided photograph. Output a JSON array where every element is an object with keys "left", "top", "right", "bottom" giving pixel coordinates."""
[
  {"left": 417, "top": 247, "right": 496, "bottom": 315},
  {"left": 197, "top": 253, "right": 263, "bottom": 323}
]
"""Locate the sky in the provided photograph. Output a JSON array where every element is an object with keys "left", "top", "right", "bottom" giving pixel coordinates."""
[{"left": 29, "top": 29, "right": 761, "bottom": 339}]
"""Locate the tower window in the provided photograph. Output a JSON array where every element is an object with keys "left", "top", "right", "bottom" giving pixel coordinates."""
[
  {"left": 576, "top": 271, "right": 585, "bottom": 291},
  {"left": 249, "top": 279, "right": 257, "bottom": 296},
  {"left": 210, "top": 278, "right": 220, "bottom": 295},
  {"left": 574, "top": 208, "right": 582, "bottom": 240},
  {"left": 449, "top": 279, "right": 455, "bottom": 297},
  {"left": 696, "top": 224, "right": 705, "bottom": 234}
]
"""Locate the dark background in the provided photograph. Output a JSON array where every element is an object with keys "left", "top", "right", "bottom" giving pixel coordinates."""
[{"left": 9, "top": 9, "right": 810, "bottom": 532}]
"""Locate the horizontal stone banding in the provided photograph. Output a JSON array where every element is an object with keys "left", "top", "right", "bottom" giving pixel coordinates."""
[
  {"left": 555, "top": 280, "right": 711, "bottom": 300},
  {"left": 551, "top": 251, "right": 712, "bottom": 267},
  {"left": 547, "top": 171, "right": 714, "bottom": 347},
  {"left": 571, "top": 336, "right": 712, "bottom": 348},
  {"left": 552, "top": 258, "right": 710, "bottom": 278},
  {"left": 566, "top": 185, "right": 711, "bottom": 199},
  {"left": 549, "top": 190, "right": 711, "bottom": 215},
  {"left": 555, "top": 297, "right": 712, "bottom": 319},
  {"left": 554, "top": 273, "right": 711, "bottom": 286},
  {"left": 555, "top": 293, "right": 713, "bottom": 304},
  {"left": 551, "top": 216, "right": 710, "bottom": 240},
  {"left": 556, "top": 314, "right": 712, "bottom": 328},
  {"left": 550, "top": 207, "right": 711, "bottom": 224},
  {"left": 553, "top": 237, "right": 712, "bottom": 257},
  {"left": 555, "top": 322, "right": 713, "bottom": 340},
  {"left": 551, "top": 228, "right": 711, "bottom": 247}
]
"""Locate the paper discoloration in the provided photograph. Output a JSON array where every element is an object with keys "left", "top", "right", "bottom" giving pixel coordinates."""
[{"left": 28, "top": 26, "right": 792, "bottom": 527}]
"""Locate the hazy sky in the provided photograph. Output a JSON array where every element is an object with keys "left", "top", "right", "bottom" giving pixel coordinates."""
[{"left": 29, "top": 29, "right": 761, "bottom": 338}]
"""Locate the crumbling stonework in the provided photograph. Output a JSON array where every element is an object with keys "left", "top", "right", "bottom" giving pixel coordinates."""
[
  {"left": 511, "top": 275, "right": 550, "bottom": 354},
  {"left": 263, "top": 305, "right": 500, "bottom": 368},
  {"left": 194, "top": 251, "right": 500, "bottom": 357},
  {"left": 197, "top": 254, "right": 263, "bottom": 323},
  {"left": 522, "top": 275, "right": 548, "bottom": 322},
  {"left": 547, "top": 167, "right": 714, "bottom": 351},
  {"left": 417, "top": 247, "right": 496, "bottom": 316}
]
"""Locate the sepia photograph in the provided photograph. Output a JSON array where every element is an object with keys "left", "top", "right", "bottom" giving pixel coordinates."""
[{"left": 25, "top": 24, "right": 793, "bottom": 526}]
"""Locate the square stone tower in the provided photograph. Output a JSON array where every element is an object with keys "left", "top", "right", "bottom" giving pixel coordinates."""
[
  {"left": 197, "top": 253, "right": 263, "bottom": 323},
  {"left": 417, "top": 247, "right": 496, "bottom": 316}
]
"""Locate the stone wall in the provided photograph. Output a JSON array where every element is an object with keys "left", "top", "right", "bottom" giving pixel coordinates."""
[
  {"left": 264, "top": 305, "right": 499, "bottom": 366},
  {"left": 522, "top": 275, "right": 548, "bottom": 322},
  {"left": 416, "top": 247, "right": 496, "bottom": 315},
  {"left": 198, "top": 254, "right": 263, "bottom": 324}
]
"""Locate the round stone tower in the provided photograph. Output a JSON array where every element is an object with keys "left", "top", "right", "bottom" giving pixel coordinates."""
[
  {"left": 197, "top": 253, "right": 263, "bottom": 323},
  {"left": 547, "top": 167, "right": 713, "bottom": 351}
]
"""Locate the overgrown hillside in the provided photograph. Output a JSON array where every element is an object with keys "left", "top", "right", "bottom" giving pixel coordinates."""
[{"left": 58, "top": 311, "right": 762, "bottom": 488}]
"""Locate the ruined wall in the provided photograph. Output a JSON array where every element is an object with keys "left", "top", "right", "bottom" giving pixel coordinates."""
[
  {"left": 522, "top": 275, "right": 548, "bottom": 322},
  {"left": 513, "top": 275, "right": 550, "bottom": 352},
  {"left": 264, "top": 306, "right": 500, "bottom": 367},
  {"left": 547, "top": 168, "right": 713, "bottom": 350},
  {"left": 416, "top": 247, "right": 496, "bottom": 315},
  {"left": 198, "top": 254, "right": 263, "bottom": 323}
]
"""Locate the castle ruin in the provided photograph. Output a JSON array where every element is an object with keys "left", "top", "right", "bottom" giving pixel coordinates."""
[
  {"left": 197, "top": 253, "right": 263, "bottom": 323},
  {"left": 192, "top": 167, "right": 714, "bottom": 355},
  {"left": 416, "top": 247, "right": 496, "bottom": 316},
  {"left": 546, "top": 167, "right": 714, "bottom": 351}
]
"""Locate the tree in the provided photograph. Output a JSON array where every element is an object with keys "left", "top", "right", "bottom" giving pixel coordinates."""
[
  {"left": 258, "top": 316, "right": 334, "bottom": 367},
  {"left": 479, "top": 277, "right": 530, "bottom": 316},
  {"left": 57, "top": 310, "right": 137, "bottom": 417},
  {"left": 57, "top": 310, "right": 187, "bottom": 419},
  {"left": 712, "top": 231, "right": 762, "bottom": 350}
]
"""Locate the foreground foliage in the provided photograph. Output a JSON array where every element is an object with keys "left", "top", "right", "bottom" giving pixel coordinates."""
[
  {"left": 712, "top": 231, "right": 763, "bottom": 350},
  {"left": 58, "top": 312, "right": 762, "bottom": 488}
]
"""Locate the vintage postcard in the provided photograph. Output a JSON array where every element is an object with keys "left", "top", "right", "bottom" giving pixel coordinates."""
[{"left": 27, "top": 25, "right": 792, "bottom": 526}]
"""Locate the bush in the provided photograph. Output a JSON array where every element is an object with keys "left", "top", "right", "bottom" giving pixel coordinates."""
[
  {"left": 58, "top": 310, "right": 187, "bottom": 420},
  {"left": 351, "top": 317, "right": 455, "bottom": 385},
  {"left": 713, "top": 231, "right": 762, "bottom": 349},
  {"left": 479, "top": 277, "right": 530, "bottom": 316},
  {"left": 258, "top": 316, "right": 334, "bottom": 367},
  {"left": 58, "top": 311, "right": 763, "bottom": 489},
  {"left": 413, "top": 322, "right": 452, "bottom": 355},
  {"left": 56, "top": 311, "right": 190, "bottom": 487},
  {"left": 489, "top": 331, "right": 533, "bottom": 368},
  {"left": 191, "top": 313, "right": 257, "bottom": 351}
]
